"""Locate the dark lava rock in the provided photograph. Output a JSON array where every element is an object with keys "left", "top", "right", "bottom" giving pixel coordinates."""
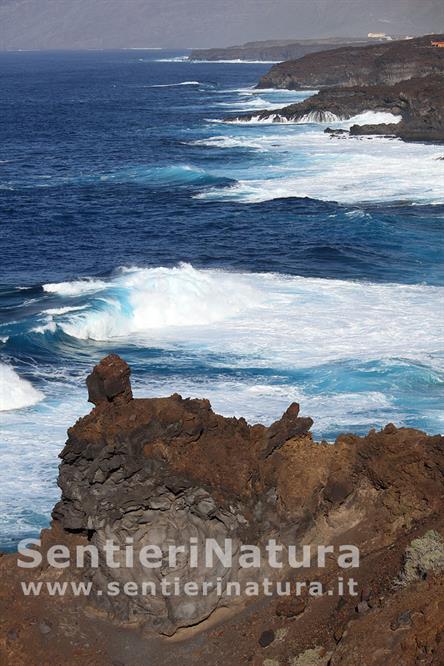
[
  {"left": 349, "top": 123, "right": 399, "bottom": 137},
  {"left": 323, "top": 478, "right": 353, "bottom": 504},
  {"left": 86, "top": 354, "right": 133, "bottom": 405},
  {"left": 262, "top": 402, "right": 313, "bottom": 458},
  {"left": 47, "top": 355, "right": 444, "bottom": 638},
  {"left": 325, "top": 128, "right": 349, "bottom": 135},
  {"left": 233, "top": 75, "right": 444, "bottom": 144},
  {"left": 259, "top": 629, "right": 275, "bottom": 647},
  {"left": 257, "top": 34, "right": 444, "bottom": 90}
]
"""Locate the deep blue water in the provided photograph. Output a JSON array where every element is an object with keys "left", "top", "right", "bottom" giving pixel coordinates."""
[{"left": 0, "top": 50, "right": 443, "bottom": 550}]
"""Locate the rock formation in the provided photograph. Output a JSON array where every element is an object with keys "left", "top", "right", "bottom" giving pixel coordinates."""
[
  {"left": 1, "top": 355, "right": 443, "bottom": 665},
  {"left": 257, "top": 34, "right": 444, "bottom": 90},
  {"left": 52, "top": 356, "right": 315, "bottom": 634},
  {"left": 231, "top": 76, "right": 444, "bottom": 143}
]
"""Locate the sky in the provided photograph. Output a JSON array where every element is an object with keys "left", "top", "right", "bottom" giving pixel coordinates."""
[{"left": 0, "top": 0, "right": 443, "bottom": 50}]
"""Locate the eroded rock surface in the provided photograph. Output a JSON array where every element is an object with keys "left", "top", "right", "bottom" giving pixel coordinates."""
[
  {"left": 231, "top": 76, "right": 444, "bottom": 143},
  {"left": 1, "top": 355, "right": 443, "bottom": 664},
  {"left": 257, "top": 34, "right": 444, "bottom": 90}
]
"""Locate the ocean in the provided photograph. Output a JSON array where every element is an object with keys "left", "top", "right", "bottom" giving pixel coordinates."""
[{"left": 0, "top": 49, "right": 443, "bottom": 551}]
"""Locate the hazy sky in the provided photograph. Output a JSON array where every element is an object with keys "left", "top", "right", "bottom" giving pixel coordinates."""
[{"left": 0, "top": 0, "right": 443, "bottom": 50}]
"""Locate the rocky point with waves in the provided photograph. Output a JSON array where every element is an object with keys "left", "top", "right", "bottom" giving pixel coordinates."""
[
  {"left": 1, "top": 355, "right": 443, "bottom": 665},
  {"left": 229, "top": 34, "right": 444, "bottom": 143},
  {"left": 231, "top": 75, "right": 444, "bottom": 143},
  {"left": 257, "top": 34, "right": 444, "bottom": 90}
]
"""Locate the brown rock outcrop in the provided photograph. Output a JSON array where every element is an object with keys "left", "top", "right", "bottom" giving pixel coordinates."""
[
  {"left": 51, "top": 356, "right": 443, "bottom": 634},
  {"left": 1, "top": 355, "right": 443, "bottom": 664},
  {"left": 257, "top": 34, "right": 444, "bottom": 90},
  {"left": 86, "top": 354, "right": 132, "bottom": 405}
]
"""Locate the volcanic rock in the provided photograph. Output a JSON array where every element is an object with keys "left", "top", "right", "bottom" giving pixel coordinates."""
[
  {"left": 257, "top": 34, "right": 444, "bottom": 90},
  {"left": 231, "top": 76, "right": 444, "bottom": 143},
  {"left": 1, "top": 355, "right": 443, "bottom": 664},
  {"left": 86, "top": 354, "right": 133, "bottom": 405}
]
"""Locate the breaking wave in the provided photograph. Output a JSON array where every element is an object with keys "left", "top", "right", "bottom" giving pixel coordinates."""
[
  {"left": 43, "top": 279, "right": 107, "bottom": 296},
  {"left": 31, "top": 266, "right": 443, "bottom": 374},
  {"left": 0, "top": 363, "right": 44, "bottom": 411},
  {"left": 345, "top": 111, "right": 402, "bottom": 126},
  {"left": 41, "top": 264, "right": 262, "bottom": 340},
  {"left": 228, "top": 109, "right": 403, "bottom": 126},
  {"left": 198, "top": 131, "right": 444, "bottom": 205}
]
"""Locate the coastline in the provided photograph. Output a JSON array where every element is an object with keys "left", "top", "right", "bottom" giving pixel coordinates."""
[
  {"left": 1, "top": 355, "right": 443, "bottom": 663},
  {"left": 229, "top": 76, "right": 444, "bottom": 144},
  {"left": 0, "top": 44, "right": 443, "bottom": 665},
  {"left": 227, "top": 34, "right": 444, "bottom": 143}
]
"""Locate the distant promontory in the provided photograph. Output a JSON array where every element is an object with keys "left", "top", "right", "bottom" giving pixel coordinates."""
[{"left": 189, "top": 36, "right": 382, "bottom": 62}]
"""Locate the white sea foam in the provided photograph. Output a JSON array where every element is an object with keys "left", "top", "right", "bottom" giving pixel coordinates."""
[
  {"left": 39, "top": 265, "right": 443, "bottom": 373},
  {"left": 152, "top": 56, "right": 271, "bottom": 64},
  {"left": 228, "top": 109, "right": 402, "bottom": 126},
  {"left": 345, "top": 111, "right": 402, "bottom": 126},
  {"left": 226, "top": 111, "right": 342, "bottom": 125},
  {"left": 31, "top": 322, "right": 57, "bottom": 335},
  {"left": 225, "top": 87, "right": 318, "bottom": 96},
  {"left": 198, "top": 129, "right": 444, "bottom": 205},
  {"left": 57, "top": 264, "right": 262, "bottom": 340},
  {"left": 297, "top": 111, "right": 341, "bottom": 123},
  {"left": 217, "top": 97, "right": 290, "bottom": 112},
  {"left": 0, "top": 363, "right": 44, "bottom": 411},
  {"left": 227, "top": 114, "right": 293, "bottom": 125},
  {"left": 153, "top": 56, "right": 190, "bottom": 62},
  {"left": 190, "top": 135, "right": 267, "bottom": 151},
  {"left": 43, "top": 278, "right": 108, "bottom": 296},
  {"left": 148, "top": 81, "right": 201, "bottom": 87},
  {"left": 0, "top": 380, "right": 86, "bottom": 545},
  {"left": 185, "top": 59, "right": 281, "bottom": 64},
  {"left": 43, "top": 305, "right": 89, "bottom": 316}
]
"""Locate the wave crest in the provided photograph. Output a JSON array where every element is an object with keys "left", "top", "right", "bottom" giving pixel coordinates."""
[
  {"left": 48, "top": 263, "right": 261, "bottom": 341},
  {"left": 0, "top": 363, "right": 44, "bottom": 411}
]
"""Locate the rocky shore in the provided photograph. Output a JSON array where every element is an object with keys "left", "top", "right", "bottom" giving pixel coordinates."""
[
  {"left": 230, "top": 75, "right": 444, "bottom": 143},
  {"left": 257, "top": 34, "right": 444, "bottom": 90},
  {"left": 1, "top": 355, "right": 443, "bottom": 664}
]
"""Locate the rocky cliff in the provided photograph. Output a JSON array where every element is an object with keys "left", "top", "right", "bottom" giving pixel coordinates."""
[
  {"left": 189, "top": 37, "right": 373, "bottom": 62},
  {"left": 1, "top": 355, "right": 443, "bottom": 665},
  {"left": 257, "top": 34, "right": 444, "bottom": 89},
  {"left": 231, "top": 76, "right": 444, "bottom": 143}
]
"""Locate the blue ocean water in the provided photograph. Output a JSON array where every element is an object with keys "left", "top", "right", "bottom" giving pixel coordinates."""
[{"left": 0, "top": 50, "right": 443, "bottom": 550}]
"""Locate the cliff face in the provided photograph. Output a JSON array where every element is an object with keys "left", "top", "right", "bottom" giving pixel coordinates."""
[
  {"left": 257, "top": 34, "right": 444, "bottom": 89},
  {"left": 232, "top": 76, "right": 444, "bottom": 143},
  {"left": 189, "top": 37, "right": 373, "bottom": 62},
  {"left": 1, "top": 355, "right": 444, "bottom": 664}
]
